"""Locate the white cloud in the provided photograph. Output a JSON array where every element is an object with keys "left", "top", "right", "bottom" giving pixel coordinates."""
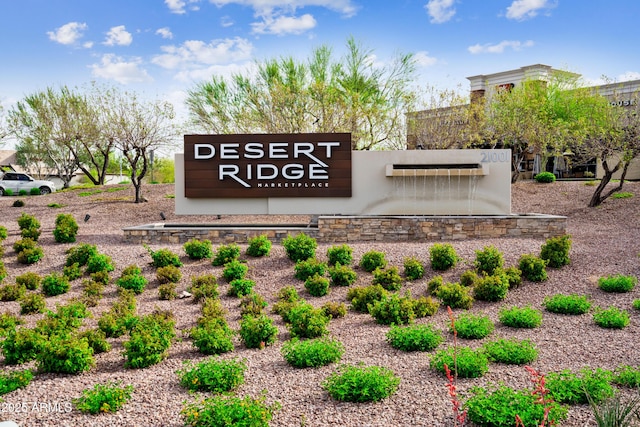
[
  {"left": 414, "top": 51, "right": 437, "bottom": 67},
  {"left": 174, "top": 62, "right": 254, "bottom": 83},
  {"left": 209, "top": 0, "right": 357, "bottom": 17},
  {"left": 104, "top": 26, "right": 133, "bottom": 46},
  {"left": 47, "top": 22, "right": 88, "bottom": 45},
  {"left": 467, "top": 40, "right": 534, "bottom": 54},
  {"left": 251, "top": 13, "right": 316, "bottom": 35},
  {"left": 151, "top": 37, "right": 254, "bottom": 70},
  {"left": 425, "top": 0, "right": 455, "bottom": 24},
  {"left": 156, "top": 27, "right": 174, "bottom": 39},
  {"left": 165, "top": 0, "right": 201, "bottom": 14},
  {"left": 617, "top": 71, "right": 640, "bottom": 82},
  {"left": 505, "top": 0, "right": 555, "bottom": 21},
  {"left": 90, "top": 54, "right": 153, "bottom": 84},
  {"left": 221, "top": 15, "right": 234, "bottom": 27}
]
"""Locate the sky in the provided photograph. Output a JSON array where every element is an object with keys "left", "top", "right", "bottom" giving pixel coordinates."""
[{"left": 1, "top": 0, "right": 640, "bottom": 127}]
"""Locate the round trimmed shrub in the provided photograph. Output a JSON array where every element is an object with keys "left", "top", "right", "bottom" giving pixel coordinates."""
[
  {"left": 294, "top": 258, "right": 327, "bottom": 281},
  {"left": 543, "top": 293, "right": 591, "bottom": 315},
  {"left": 403, "top": 256, "right": 425, "bottom": 281},
  {"left": 328, "top": 263, "right": 357, "bottom": 287},
  {"left": 322, "top": 364, "right": 400, "bottom": 402},
  {"left": 183, "top": 238, "right": 213, "bottom": 260},
  {"left": 53, "top": 213, "right": 79, "bottom": 243},
  {"left": 386, "top": 323, "right": 443, "bottom": 352},
  {"left": 212, "top": 243, "right": 241, "bottom": 266},
  {"left": 282, "top": 233, "right": 317, "bottom": 262},
  {"left": 369, "top": 292, "right": 416, "bottom": 325},
  {"left": 372, "top": 266, "right": 403, "bottom": 291},
  {"left": 540, "top": 234, "right": 572, "bottom": 268},
  {"left": 177, "top": 357, "right": 246, "bottom": 393},
  {"left": 598, "top": 274, "right": 637, "bottom": 293},
  {"left": 246, "top": 234, "right": 272, "bottom": 257},
  {"left": 482, "top": 338, "right": 538, "bottom": 365},
  {"left": 518, "top": 254, "right": 548, "bottom": 282},
  {"left": 287, "top": 303, "right": 329, "bottom": 338},
  {"left": 281, "top": 337, "right": 344, "bottom": 368},
  {"left": 474, "top": 245, "right": 504, "bottom": 275},
  {"left": 429, "top": 243, "right": 459, "bottom": 271},
  {"left": 534, "top": 171, "right": 556, "bottom": 183},
  {"left": 498, "top": 305, "right": 543, "bottom": 328},
  {"left": 41, "top": 272, "right": 70, "bottom": 296},
  {"left": 305, "top": 274, "right": 330, "bottom": 297},
  {"left": 436, "top": 282, "right": 473, "bottom": 309},
  {"left": 326, "top": 244, "right": 353, "bottom": 266},
  {"left": 239, "top": 314, "right": 278, "bottom": 349},
  {"left": 359, "top": 250, "right": 387, "bottom": 272},
  {"left": 452, "top": 312, "right": 494, "bottom": 339},
  {"left": 430, "top": 346, "right": 489, "bottom": 378},
  {"left": 473, "top": 271, "right": 509, "bottom": 302}
]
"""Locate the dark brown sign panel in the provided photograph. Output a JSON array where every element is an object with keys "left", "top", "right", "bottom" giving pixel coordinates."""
[{"left": 184, "top": 133, "right": 352, "bottom": 198}]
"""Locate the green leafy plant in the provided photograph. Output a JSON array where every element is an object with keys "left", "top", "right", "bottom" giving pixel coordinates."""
[
  {"left": 321, "top": 301, "right": 347, "bottom": 318},
  {"left": 593, "top": 306, "right": 630, "bottom": 329},
  {"left": 326, "top": 244, "right": 353, "bottom": 266},
  {"left": 451, "top": 312, "right": 494, "bottom": 339},
  {"left": 504, "top": 266, "right": 522, "bottom": 289},
  {"left": 85, "top": 252, "right": 115, "bottom": 274},
  {"left": 158, "top": 283, "right": 177, "bottom": 300},
  {"left": 346, "top": 284, "right": 388, "bottom": 313},
  {"left": 372, "top": 266, "right": 403, "bottom": 291},
  {"left": 17, "top": 212, "right": 40, "bottom": 231},
  {"left": 116, "top": 269, "right": 148, "bottom": 294},
  {"left": 63, "top": 262, "right": 83, "bottom": 281},
  {"left": 181, "top": 392, "right": 280, "bottom": 427},
  {"left": 412, "top": 295, "right": 440, "bottom": 317},
  {"left": 473, "top": 271, "right": 509, "bottom": 302},
  {"left": 156, "top": 264, "right": 182, "bottom": 284},
  {"left": 123, "top": 311, "right": 175, "bottom": 368},
  {"left": 212, "top": 243, "right": 241, "bottom": 266},
  {"left": 482, "top": 338, "right": 538, "bottom": 364},
  {"left": 239, "top": 292, "right": 268, "bottom": 317},
  {"left": 0, "top": 369, "right": 33, "bottom": 396},
  {"left": 78, "top": 328, "right": 111, "bottom": 354},
  {"left": 239, "top": 314, "right": 278, "bottom": 349},
  {"left": 534, "top": 171, "right": 556, "bottom": 183},
  {"left": 322, "top": 363, "right": 400, "bottom": 402},
  {"left": 294, "top": 258, "right": 327, "bottom": 281},
  {"left": 386, "top": 323, "right": 443, "bottom": 352},
  {"left": 19, "top": 292, "right": 46, "bottom": 315},
  {"left": 427, "top": 275, "right": 444, "bottom": 295},
  {"left": 16, "top": 245, "right": 44, "bottom": 265},
  {"left": 41, "top": 272, "right": 71, "bottom": 296},
  {"left": 0, "top": 225, "right": 7, "bottom": 240},
  {"left": 190, "top": 318, "right": 235, "bottom": 355},
  {"left": 183, "top": 238, "right": 213, "bottom": 260},
  {"left": 246, "top": 234, "right": 272, "bottom": 257},
  {"left": 474, "top": 245, "right": 504, "bottom": 275},
  {"left": 73, "top": 381, "right": 134, "bottom": 414},
  {"left": 543, "top": 293, "right": 592, "bottom": 315},
  {"left": 36, "top": 335, "right": 95, "bottom": 374},
  {"left": 498, "top": 305, "right": 543, "bottom": 328},
  {"left": 598, "top": 274, "right": 637, "bottom": 293},
  {"left": 18, "top": 189, "right": 27, "bottom": 196},
  {"left": 65, "top": 243, "right": 98, "bottom": 267},
  {"left": 328, "top": 263, "right": 357, "bottom": 287},
  {"left": 20, "top": 226, "right": 40, "bottom": 241},
  {"left": 403, "top": 256, "right": 425, "bottom": 280},
  {"left": 0, "top": 327, "right": 43, "bottom": 365},
  {"left": 305, "top": 273, "right": 330, "bottom": 297},
  {"left": 612, "top": 365, "right": 640, "bottom": 388},
  {"left": 611, "top": 191, "right": 634, "bottom": 199},
  {"left": 281, "top": 337, "right": 344, "bottom": 368},
  {"left": 47, "top": 202, "right": 64, "bottom": 208},
  {"left": 222, "top": 259, "right": 248, "bottom": 282},
  {"left": 0, "top": 312, "right": 23, "bottom": 337},
  {"left": 546, "top": 367, "right": 614, "bottom": 404},
  {"left": 587, "top": 393, "right": 640, "bottom": 427},
  {"left": 190, "top": 274, "right": 219, "bottom": 302},
  {"left": 518, "top": 254, "right": 548, "bottom": 282},
  {"left": 287, "top": 303, "right": 329, "bottom": 338},
  {"left": 430, "top": 243, "right": 459, "bottom": 271},
  {"left": 436, "top": 282, "right": 474, "bottom": 309},
  {"left": 0, "top": 283, "right": 26, "bottom": 301},
  {"left": 228, "top": 278, "right": 255, "bottom": 297},
  {"left": 144, "top": 245, "right": 183, "bottom": 268},
  {"left": 13, "top": 237, "right": 37, "bottom": 253},
  {"left": 359, "top": 250, "right": 387, "bottom": 272},
  {"left": 430, "top": 346, "right": 489, "bottom": 378},
  {"left": 368, "top": 292, "right": 416, "bottom": 325},
  {"left": 11, "top": 198, "right": 23, "bottom": 206},
  {"left": 282, "top": 232, "right": 317, "bottom": 262},
  {"left": 177, "top": 357, "right": 247, "bottom": 392},
  {"left": 540, "top": 234, "right": 572, "bottom": 268},
  {"left": 53, "top": 213, "right": 79, "bottom": 243},
  {"left": 198, "top": 298, "right": 228, "bottom": 324}
]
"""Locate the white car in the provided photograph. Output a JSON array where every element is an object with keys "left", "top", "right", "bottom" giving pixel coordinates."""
[{"left": 0, "top": 172, "right": 56, "bottom": 196}]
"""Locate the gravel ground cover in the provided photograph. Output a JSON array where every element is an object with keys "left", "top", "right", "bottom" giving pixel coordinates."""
[{"left": 0, "top": 179, "right": 639, "bottom": 427}]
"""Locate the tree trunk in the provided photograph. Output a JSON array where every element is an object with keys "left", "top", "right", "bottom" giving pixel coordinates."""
[{"left": 588, "top": 159, "right": 622, "bottom": 207}]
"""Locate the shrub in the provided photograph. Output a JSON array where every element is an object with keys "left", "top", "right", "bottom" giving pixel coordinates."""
[
  {"left": 347, "top": 284, "right": 388, "bottom": 313},
  {"left": 62, "top": 262, "right": 82, "bottom": 281},
  {"left": 123, "top": 312, "right": 175, "bottom": 369},
  {"left": 612, "top": 365, "right": 640, "bottom": 388},
  {"left": 116, "top": 272, "right": 148, "bottom": 294},
  {"left": 281, "top": 337, "right": 344, "bottom": 368},
  {"left": 144, "top": 245, "right": 182, "bottom": 268},
  {"left": 305, "top": 274, "right": 330, "bottom": 297},
  {"left": 16, "top": 271, "right": 42, "bottom": 291},
  {"left": 199, "top": 298, "right": 228, "bottom": 324},
  {"left": 4, "top": 189, "right": 13, "bottom": 196},
  {"left": 540, "top": 234, "right": 572, "bottom": 268},
  {"left": 212, "top": 243, "right": 241, "bottom": 266},
  {"left": 18, "top": 189, "right": 27, "bottom": 196},
  {"left": 429, "top": 243, "right": 459, "bottom": 271},
  {"left": 73, "top": 382, "right": 133, "bottom": 414},
  {"left": 504, "top": 266, "right": 522, "bottom": 289},
  {"left": 156, "top": 265, "right": 182, "bottom": 284},
  {"left": 323, "top": 364, "right": 400, "bottom": 402},
  {"left": 181, "top": 393, "right": 280, "bottom": 427},
  {"left": 41, "top": 272, "right": 70, "bottom": 296},
  {"left": 17, "top": 246, "right": 44, "bottom": 264},
  {"left": 0, "top": 312, "right": 23, "bottom": 337},
  {"left": 1, "top": 327, "right": 43, "bottom": 365},
  {"left": 465, "top": 384, "right": 568, "bottom": 427},
  {"left": 452, "top": 312, "right": 494, "bottom": 339},
  {"left": 36, "top": 335, "right": 95, "bottom": 374},
  {"left": 372, "top": 266, "right": 403, "bottom": 291},
  {"left": 386, "top": 323, "right": 443, "bottom": 352},
  {"left": 228, "top": 278, "right": 255, "bottom": 297},
  {"left": 0, "top": 261, "right": 5, "bottom": 282},
  {"left": 426, "top": 275, "right": 444, "bottom": 295},
  {"left": 222, "top": 259, "right": 248, "bottom": 282},
  {"left": 430, "top": 346, "right": 489, "bottom": 378},
  {"left": 82, "top": 279, "right": 105, "bottom": 302},
  {"left": 518, "top": 254, "right": 548, "bottom": 282},
  {"left": 239, "top": 292, "right": 268, "bottom": 317},
  {"left": 403, "top": 256, "right": 425, "bottom": 280},
  {"left": 294, "top": 258, "right": 327, "bottom": 281},
  {"left": 328, "top": 263, "right": 357, "bottom": 287},
  {"left": 412, "top": 296, "right": 440, "bottom": 317},
  {"left": 239, "top": 314, "right": 278, "bottom": 349},
  {"left": 0, "top": 283, "right": 26, "bottom": 301},
  {"left": 17, "top": 212, "right": 40, "bottom": 231},
  {"left": 436, "top": 282, "right": 474, "bottom": 309},
  {"left": 326, "top": 244, "right": 353, "bottom": 266},
  {"left": 177, "top": 357, "right": 247, "bottom": 393},
  {"left": 29, "top": 187, "right": 40, "bottom": 196},
  {"left": 287, "top": 303, "right": 329, "bottom": 338},
  {"left": 158, "top": 283, "right": 177, "bottom": 300},
  {"left": 13, "top": 237, "right": 37, "bottom": 253},
  {"left": 534, "top": 171, "right": 556, "bottom": 183},
  {"left": 321, "top": 301, "right": 347, "bottom": 318},
  {"left": 190, "top": 274, "right": 219, "bottom": 302},
  {"left": 598, "top": 274, "right": 637, "bottom": 293},
  {"left": 593, "top": 306, "right": 630, "bottom": 329},
  {"left": 368, "top": 292, "right": 416, "bottom": 325},
  {"left": 19, "top": 292, "right": 46, "bottom": 315},
  {"left": 473, "top": 271, "right": 509, "bottom": 302},
  {"left": 474, "top": 245, "right": 504, "bottom": 275},
  {"left": 459, "top": 269, "right": 478, "bottom": 287},
  {"left": 20, "top": 227, "right": 41, "bottom": 241},
  {"left": 0, "top": 369, "right": 33, "bottom": 396},
  {"left": 65, "top": 243, "right": 98, "bottom": 267},
  {"left": 11, "top": 198, "right": 23, "bottom": 207},
  {"left": 0, "top": 225, "right": 6, "bottom": 240},
  {"left": 544, "top": 293, "right": 592, "bottom": 315},
  {"left": 42, "top": 300, "right": 91, "bottom": 332},
  {"left": 359, "top": 250, "right": 387, "bottom": 272},
  {"left": 183, "top": 238, "right": 213, "bottom": 260},
  {"left": 85, "top": 253, "right": 115, "bottom": 274},
  {"left": 53, "top": 213, "right": 79, "bottom": 243},
  {"left": 78, "top": 328, "right": 111, "bottom": 354},
  {"left": 282, "top": 232, "right": 317, "bottom": 262},
  {"left": 246, "top": 234, "right": 272, "bottom": 257},
  {"left": 546, "top": 367, "right": 615, "bottom": 404},
  {"left": 498, "top": 305, "right": 543, "bottom": 328},
  {"left": 483, "top": 338, "right": 538, "bottom": 365},
  {"left": 190, "top": 319, "right": 235, "bottom": 355}
]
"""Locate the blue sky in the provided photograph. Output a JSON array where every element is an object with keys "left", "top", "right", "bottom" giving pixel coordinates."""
[{"left": 1, "top": 0, "right": 639, "bottom": 120}]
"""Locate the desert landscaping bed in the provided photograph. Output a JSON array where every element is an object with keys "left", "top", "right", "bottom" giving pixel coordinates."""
[{"left": 0, "top": 180, "right": 639, "bottom": 427}]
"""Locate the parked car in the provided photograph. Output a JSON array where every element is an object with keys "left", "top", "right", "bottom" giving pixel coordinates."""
[{"left": 0, "top": 172, "right": 56, "bottom": 196}]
